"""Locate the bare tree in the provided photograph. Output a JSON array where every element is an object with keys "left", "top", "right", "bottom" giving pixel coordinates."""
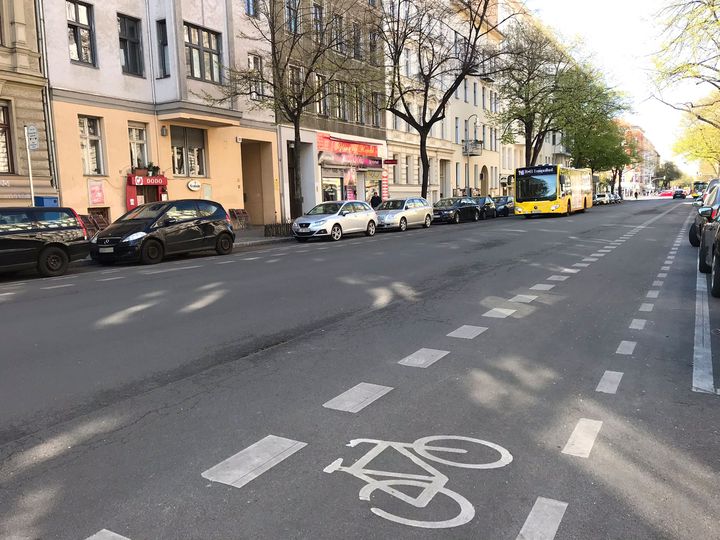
[
  {"left": 213, "top": 0, "right": 381, "bottom": 217},
  {"left": 377, "top": 0, "right": 508, "bottom": 198}
]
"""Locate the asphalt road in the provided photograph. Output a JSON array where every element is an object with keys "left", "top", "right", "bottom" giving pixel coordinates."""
[{"left": 1, "top": 199, "right": 718, "bottom": 539}]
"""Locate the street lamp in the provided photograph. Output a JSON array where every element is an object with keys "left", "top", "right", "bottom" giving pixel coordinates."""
[{"left": 462, "top": 114, "right": 482, "bottom": 197}]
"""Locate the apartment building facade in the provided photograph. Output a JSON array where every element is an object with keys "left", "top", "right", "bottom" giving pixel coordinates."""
[
  {"left": 0, "top": 0, "right": 55, "bottom": 206},
  {"left": 44, "top": 0, "right": 280, "bottom": 224}
]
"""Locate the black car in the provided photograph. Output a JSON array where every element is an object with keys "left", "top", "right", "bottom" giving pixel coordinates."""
[
  {"left": 91, "top": 199, "right": 235, "bottom": 265},
  {"left": 689, "top": 185, "right": 720, "bottom": 247},
  {"left": 432, "top": 197, "right": 481, "bottom": 223},
  {"left": 472, "top": 196, "right": 497, "bottom": 219},
  {"left": 673, "top": 189, "right": 686, "bottom": 199},
  {"left": 698, "top": 207, "right": 720, "bottom": 296},
  {"left": 0, "top": 207, "right": 90, "bottom": 277},
  {"left": 493, "top": 196, "right": 515, "bottom": 217}
]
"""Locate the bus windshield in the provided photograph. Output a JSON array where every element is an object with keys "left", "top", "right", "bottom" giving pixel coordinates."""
[{"left": 516, "top": 173, "right": 558, "bottom": 202}]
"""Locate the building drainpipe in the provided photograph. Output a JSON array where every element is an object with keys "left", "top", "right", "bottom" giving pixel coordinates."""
[
  {"left": 276, "top": 122, "right": 286, "bottom": 222},
  {"left": 35, "top": 0, "right": 60, "bottom": 202}
]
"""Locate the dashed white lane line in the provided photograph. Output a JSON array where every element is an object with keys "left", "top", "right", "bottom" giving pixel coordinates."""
[
  {"left": 40, "top": 284, "right": 75, "bottom": 290},
  {"left": 562, "top": 419, "right": 603, "bottom": 458},
  {"left": 97, "top": 277, "right": 126, "bottom": 282},
  {"left": 510, "top": 294, "right": 538, "bottom": 304},
  {"left": 663, "top": 260, "right": 673, "bottom": 265},
  {"left": 240, "top": 257, "right": 261, "bottom": 261},
  {"left": 0, "top": 292, "right": 15, "bottom": 296},
  {"left": 629, "top": 319, "right": 646, "bottom": 330},
  {"left": 202, "top": 435, "right": 307, "bottom": 489},
  {"left": 216, "top": 260, "right": 236, "bottom": 265},
  {"left": 596, "top": 371, "right": 624, "bottom": 394},
  {"left": 398, "top": 348, "right": 450, "bottom": 368},
  {"left": 652, "top": 280, "right": 664, "bottom": 287},
  {"left": 661, "top": 266, "right": 671, "bottom": 271},
  {"left": 142, "top": 265, "right": 203, "bottom": 275},
  {"left": 323, "top": 383, "right": 393, "bottom": 413},
  {"left": 516, "top": 497, "right": 568, "bottom": 540},
  {"left": 657, "top": 272, "right": 668, "bottom": 278},
  {"left": 447, "top": 325, "right": 488, "bottom": 339},
  {"left": 590, "top": 253, "right": 605, "bottom": 257},
  {"left": 597, "top": 249, "right": 611, "bottom": 253},
  {"left": 85, "top": 530, "right": 131, "bottom": 540},
  {"left": 616, "top": 340, "right": 637, "bottom": 355},
  {"left": 483, "top": 308, "right": 517, "bottom": 319},
  {"left": 573, "top": 263, "right": 590, "bottom": 268},
  {"left": 546, "top": 275, "right": 569, "bottom": 282},
  {"left": 693, "top": 273, "right": 716, "bottom": 394},
  {"left": 667, "top": 255, "right": 676, "bottom": 259},
  {"left": 560, "top": 268, "right": 580, "bottom": 274},
  {"left": 646, "top": 290, "right": 660, "bottom": 299},
  {"left": 530, "top": 284, "right": 555, "bottom": 291},
  {"left": 582, "top": 258, "right": 599, "bottom": 262}
]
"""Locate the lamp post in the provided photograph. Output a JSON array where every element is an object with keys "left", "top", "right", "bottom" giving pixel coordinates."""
[{"left": 462, "top": 114, "right": 482, "bottom": 197}]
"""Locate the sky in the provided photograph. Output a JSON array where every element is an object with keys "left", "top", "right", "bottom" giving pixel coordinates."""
[{"left": 523, "top": 0, "right": 702, "bottom": 174}]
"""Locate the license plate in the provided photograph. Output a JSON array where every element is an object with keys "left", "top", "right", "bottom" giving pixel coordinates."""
[
  {"left": 531, "top": 209, "right": 541, "bottom": 214},
  {"left": 99, "top": 247, "right": 114, "bottom": 253}
]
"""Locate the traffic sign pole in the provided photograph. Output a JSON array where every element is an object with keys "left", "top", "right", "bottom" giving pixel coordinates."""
[{"left": 24, "top": 126, "right": 35, "bottom": 205}]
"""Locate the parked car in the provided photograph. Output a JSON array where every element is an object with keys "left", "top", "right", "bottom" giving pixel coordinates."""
[
  {"left": 292, "top": 200, "right": 377, "bottom": 241},
  {"left": 432, "top": 197, "right": 481, "bottom": 223},
  {"left": 673, "top": 189, "right": 686, "bottom": 199},
  {"left": 659, "top": 189, "right": 673, "bottom": 197},
  {"left": 595, "top": 193, "right": 611, "bottom": 205},
  {"left": 612, "top": 193, "right": 623, "bottom": 203},
  {"left": 689, "top": 185, "right": 720, "bottom": 247},
  {"left": 91, "top": 199, "right": 235, "bottom": 264},
  {"left": 493, "top": 196, "right": 515, "bottom": 217},
  {"left": 472, "top": 196, "right": 498, "bottom": 219},
  {"left": 375, "top": 197, "right": 433, "bottom": 231},
  {"left": 0, "top": 207, "right": 89, "bottom": 277}
]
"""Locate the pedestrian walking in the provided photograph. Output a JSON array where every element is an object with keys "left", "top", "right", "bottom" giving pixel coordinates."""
[
  {"left": 370, "top": 191, "right": 382, "bottom": 208},
  {"left": 634, "top": 191, "right": 638, "bottom": 200}
]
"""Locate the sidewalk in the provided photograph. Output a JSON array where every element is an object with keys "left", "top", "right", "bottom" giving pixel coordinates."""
[{"left": 233, "top": 225, "right": 293, "bottom": 247}]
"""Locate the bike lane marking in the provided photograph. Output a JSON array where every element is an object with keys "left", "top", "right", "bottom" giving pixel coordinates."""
[
  {"left": 561, "top": 419, "right": 603, "bottom": 458},
  {"left": 595, "top": 371, "right": 623, "bottom": 394},
  {"left": 201, "top": 435, "right": 306, "bottom": 489},
  {"left": 323, "top": 383, "right": 393, "bottom": 413},
  {"left": 516, "top": 497, "right": 568, "bottom": 540},
  {"left": 398, "top": 348, "right": 450, "bottom": 368},
  {"left": 447, "top": 325, "right": 488, "bottom": 339},
  {"left": 85, "top": 530, "right": 131, "bottom": 540}
]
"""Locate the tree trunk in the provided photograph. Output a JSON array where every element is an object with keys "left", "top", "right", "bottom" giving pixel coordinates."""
[
  {"left": 617, "top": 169, "right": 623, "bottom": 196},
  {"left": 524, "top": 123, "right": 533, "bottom": 166},
  {"left": 293, "top": 118, "right": 302, "bottom": 215},
  {"left": 419, "top": 129, "right": 431, "bottom": 199}
]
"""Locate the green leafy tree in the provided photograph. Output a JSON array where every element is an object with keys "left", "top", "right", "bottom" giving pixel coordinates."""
[
  {"left": 655, "top": 161, "right": 682, "bottom": 188},
  {"left": 674, "top": 103, "right": 720, "bottom": 176}
]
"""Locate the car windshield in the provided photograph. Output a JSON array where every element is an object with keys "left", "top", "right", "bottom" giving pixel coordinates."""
[
  {"left": 435, "top": 198, "right": 459, "bottom": 207},
  {"left": 119, "top": 203, "right": 167, "bottom": 221},
  {"left": 377, "top": 200, "right": 405, "bottom": 210},
  {"left": 494, "top": 197, "right": 507, "bottom": 204},
  {"left": 516, "top": 173, "right": 557, "bottom": 202},
  {"left": 307, "top": 203, "right": 342, "bottom": 215}
]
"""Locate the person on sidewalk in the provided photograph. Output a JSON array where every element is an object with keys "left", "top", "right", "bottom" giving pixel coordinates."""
[
  {"left": 634, "top": 191, "right": 639, "bottom": 200},
  {"left": 370, "top": 191, "right": 382, "bottom": 208}
]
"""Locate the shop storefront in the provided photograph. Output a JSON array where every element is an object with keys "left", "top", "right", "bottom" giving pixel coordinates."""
[
  {"left": 125, "top": 174, "right": 169, "bottom": 209},
  {"left": 317, "top": 133, "right": 384, "bottom": 204}
]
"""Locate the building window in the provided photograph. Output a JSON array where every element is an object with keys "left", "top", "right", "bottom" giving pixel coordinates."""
[
  {"left": 393, "top": 113, "right": 399, "bottom": 131},
  {"left": 335, "top": 82, "right": 347, "bottom": 120},
  {"left": 463, "top": 79, "right": 468, "bottom": 102},
  {"left": 78, "top": 116, "right": 104, "bottom": 175},
  {"left": 67, "top": 1, "right": 95, "bottom": 65},
  {"left": 171, "top": 126, "right": 206, "bottom": 177},
  {"left": 482, "top": 125, "right": 486, "bottom": 149},
  {"left": 404, "top": 156, "right": 410, "bottom": 184},
  {"left": 0, "top": 105, "right": 13, "bottom": 174},
  {"left": 316, "top": 74, "right": 329, "bottom": 115},
  {"left": 473, "top": 82, "right": 477, "bottom": 106},
  {"left": 355, "top": 88, "right": 365, "bottom": 123},
  {"left": 332, "top": 15, "right": 345, "bottom": 54},
  {"left": 286, "top": 0, "right": 299, "bottom": 34},
  {"left": 454, "top": 117, "right": 459, "bottom": 144},
  {"left": 352, "top": 23, "right": 362, "bottom": 60},
  {"left": 184, "top": 23, "right": 221, "bottom": 83},
  {"left": 482, "top": 87, "right": 486, "bottom": 110},
  {"left": 372, "top": 92, "right": 382, "bottom": 127},
  {"left": 369, "top": 32, "right": 378, "bottom": 64},
  {"left": 249, "top": 54, "right": 263, "bottom": 99},
  {"left": 464, "top": 119, "right": 468, "bottom": 141},
  {"left": 288, "top": 65, "right": 302, "bottom": 98},
  {"left": 118, "top": 14, "right": 143, "bottom": 76},
  {"left": 246, "top": 0, "right": 258, "bottom": 17},
  {"left": 157, "top": 20, "right": 170, "bottom": 77},
  {"left": 313, "top": 3, "right": 324, "bottom": 42},
  {"left": 441, "top": 118, "right": 446, "bottom": 140},
  {"left": 128, "top": 124, "right": 148, "bottom": 168}
]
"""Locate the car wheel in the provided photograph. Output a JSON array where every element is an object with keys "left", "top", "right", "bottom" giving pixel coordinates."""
[
  {"left": 504, "top": 209, "right": 510, "bottom": 217},
  {"left": 711, "top": 250, "right": 720, "bottom": 297},
  {"left": 699, "top": 235, "right": 712, "bottom": 273},
  {"left": 399, "top": 217, "right": 407, "bottom": 231},
  {"left": 215, "top": 233, "right": 234, "bottom": 255},
  {"left": 330, "top": 224, "right": 343, "bottom": 241},
  {"left": 689, "top": 222, "right": 700, "bottom": 247},
  {"left": 423, "top": 215, "right": 432, "bottom": 228},
  {"left": 37, "top": 246, "right": 69, "bottom": 277},
  {"left": 365, "top": 221, "right": 376, "bottom": 237},
  {"left": 453, "top": 212, "right": 460, "bottom": 224},
  {"left": 140, "top": 239, "right": 164, "bottom": 265},
  {"left": 473, "top": 210, "right": 480, "bottom": 222}
]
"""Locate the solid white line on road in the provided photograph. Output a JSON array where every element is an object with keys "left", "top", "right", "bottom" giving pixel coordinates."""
[
  {"left": 560, "top": 268, "right": 580, "bottom": 274},
  {"left": 447, "top": 325, "right": 488, "bottom": 339},
  {"left": 516, "top": 497, "right": 568, "bottom": 540},
  {"left": 0, "top": 292, "right": 15, "bottom": 296},
  {"left": 530, "top": 284, "right": 555, "bottom": 291},
  {"left": 97, "top": 277, "right": 125, "bottom": 282},
  {"left": 582, "top": 258, "right": 599, "bottom": 262},
  {"left": 562, "top": 418, "right": 603, "bottom": 458},
  {"left": 596, "top": 371, "right": 624, "bottom": 394},
  {"left": 573, "top": 263, "right": 590, "bottom": 268},
  {"left": 483, "top": 307, "right": 517, "bottom": 318},
  {"left": 629, "top": 319, "right": 647, "bottom": 330},
  {"left": 693, "top": 273, "right": 716, "bottom": 394},
  {"left": 40, "top": 284, "right": 74, "bottom": 290},
  {"left": 85, "top": 530, "right": 131, "bottom": 540},
  {"left": 653, "top": 280, "right": 664, "bottom": 287},
  {"left": 639, "top": 303, "right": 654, "bottom": 312},
  {"left": 661, "top": 266, "right": 671, "bottom": 271},
  {"left": 647, "top": 290, "right": 660, "bottom": 298},
  {"left": 240, "top": 257, "right": 261, "bottom": 261},
  {"left": 510, "top": 294, "right": 538, "bottom": 304},
  {"left": 398, "top": 348, "right": 450, "bottom": 368},
  {"left": 547, "top": 275, "right": 569, "bottom": 281},
  {"left": 142, "top": 265, "right": 203, "bottom": 275},
  {"left": 323, "top": 382, "right": 393, "bottom": 413},
  {"left": 658, "top": 273, "right": 668, "bottom": 278},
  {"left": 616, "top": 340, "right": 637, "bottom": 355},
  {"left": 202, "top": 435, "right": 307, "bottom": 489}
]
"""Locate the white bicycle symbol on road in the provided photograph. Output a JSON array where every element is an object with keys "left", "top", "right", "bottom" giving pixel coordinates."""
[{"left": 323, "top": 435, "right": 513, "bottom": 529}]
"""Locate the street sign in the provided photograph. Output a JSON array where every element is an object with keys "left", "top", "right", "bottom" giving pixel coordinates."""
[
  {"left": 25, "top": 125, "right": 39, "bottom": 151},
  {"left": 384, "top": 159, "right": 398, "bottom": 165}
]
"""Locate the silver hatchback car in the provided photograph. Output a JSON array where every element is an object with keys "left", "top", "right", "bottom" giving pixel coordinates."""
[
  {"left": 292, "top": 200, "right": 378, "bottom": 242},
  {"left": 375, "top": 197, "right": 433, "bottom": 231}
]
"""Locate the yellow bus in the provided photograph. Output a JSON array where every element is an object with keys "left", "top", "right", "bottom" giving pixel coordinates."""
[{"left": 514, "top": 165, "right": 593, "bottom": 217}]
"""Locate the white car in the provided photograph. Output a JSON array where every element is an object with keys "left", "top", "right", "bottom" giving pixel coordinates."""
[
  {"left": 595, "top": 193, "right": 611, "bottom": 205},
  {"left": 292, "top": 201, "right": 378, "bottom": 242},
  {"left": 375, "top": 197, "right": 433, "bottom": 231}
]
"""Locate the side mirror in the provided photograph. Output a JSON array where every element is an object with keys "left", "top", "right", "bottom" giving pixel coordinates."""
[
  {"left": 340, "top": 210, "right": 350, "bottom": 217},
  {"left": 692, "top": 200, "right": 702, "bottom": 207},
  {"left": 163, "top": 217, "right": 178, "bottom": 226},
  {"left": 698, "top": 206, "right": 713, "bottom": 219}
]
